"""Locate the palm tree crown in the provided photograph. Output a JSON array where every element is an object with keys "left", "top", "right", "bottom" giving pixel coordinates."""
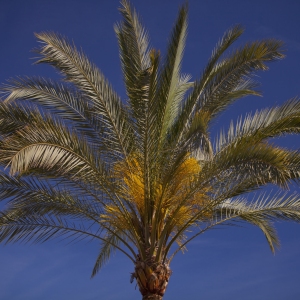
[{"left": 0, "top": 1, "right": 300, "bottom": 299}]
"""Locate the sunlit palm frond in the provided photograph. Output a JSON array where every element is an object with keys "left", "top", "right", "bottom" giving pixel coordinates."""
[
  {"left": 169, "top": 25, "right": 244, "bottom": 147},
  {"left": 172, "top": 39, "right": 284, "bottom": 157},
  {"left": 180, "top": 40, "right": 284, "bottom": 155},
  {"left": 0, "top": 116, "right": 109, "bottom": 187},
  {"left": 34, "top": 32, "right": 133, "bottom": 158},
  {"left": 115, "top": 3, "right": 162, "bottom": 225},
  {"left": 211, "top": 143, "right": 299, "bottom": 189},
  {"left": 1, "top": 77, "right": 104, "bottom": 142},
  {"left": 216, "top": 98, "right": 300, "bottom": 152},
  {"left": 156, "top": 3, "right": 188, "bottom": 146},
  {"left": 115, "top": 0, "right": 151, "bottom": 110},
  {"left": 163, "top": 144, "right": 299, "bottom": 233},
  {"left": 199, "top": 39, "right": 284, "bottom": 117}
]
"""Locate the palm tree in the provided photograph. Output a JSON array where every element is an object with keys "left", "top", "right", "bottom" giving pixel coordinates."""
[{"left": 0, "top": 1, "right": 300, "bottom": 299}]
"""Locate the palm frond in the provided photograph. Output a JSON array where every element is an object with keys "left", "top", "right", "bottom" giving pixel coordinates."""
[
  {"left": 212, "top": 143, "right": 299, "bottom": 189},
  {"left": 168, "top": 192, "right": 300, "bottom": 260},
  {"left": 116, "top": 3, "right": 162, "bottom": 228},
  {"left": 0, "top": 212, "right": 100, "bottom": 244},
  {"left": 169, "top": 25, "right": 245, "bottom": 148},
  {"left": 91, "top": 231, "right": 122, "bottom": 278},
  {"left": 0, "top": 173, "right": 102, "bottom": 221},
  {"left": 0, "top": 102, "right": 40, "bottom": 139},
  {"left": 0, "top": 117, "right": 99, "bottom": 178},
  {"left": 0, "top": 126, "right": 140, "bottom": 237},
  {"left": 1, "top": 77, "right": 104, "bottom": 142},
  {"left": 34, "top": 32, "right": 133, "bottom": 158},
  {"left": 216, "top": 98, "right": 300, "bottom": 152},
  {"left": 171, "top": 38, "right": 284, "bottom": 156},
  {"left": 159, "top": 144, "right": 300, "bottom": 259},
  {"left": 156, "top": 3, "right": 188, "bottom": 145},
  {"left": 199, "top": 39, "right": 284, "bottom": 118},
  {"left": 214, "top": 193, "right": 300, "bottom": 252},
  {"left": 115, "top": 0, "right": 151, "bottom": 112}
]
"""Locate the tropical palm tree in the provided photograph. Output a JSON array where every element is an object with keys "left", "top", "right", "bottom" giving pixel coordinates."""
[{"left": 0, "top": 1, "right": 300, "bottom": 299}]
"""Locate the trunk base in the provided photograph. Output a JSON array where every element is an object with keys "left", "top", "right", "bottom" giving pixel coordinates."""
[{"left": 142, "top": 294, "right": 162, "bottom": 300}]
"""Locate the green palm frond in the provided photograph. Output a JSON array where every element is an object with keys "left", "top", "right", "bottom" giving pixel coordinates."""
[
  {"left": 216, "top": 98, "right": 300, "bottom": 152},
  {"left": 34, "top": 32, "right": 133, "bottom": 158},
  {"left": 214, "top": 193, "right": 300, "bottom": 252},
  {"left": 0, "top": 102, "right": 40, "bottom": 139},
  {"left": 171, "top": 38, "right": 284, "bottom": 157},
  {"left": 0, "top": 210, "right": 135, "bottom": 262},
  {"left": 159, "top": 145, "right": 300, "bottom": 258},
  {"left": 212, "top": 143, "right": 299, "bottom": 188},
  {"left": 161, "top": 144, "right": 300, "bottom": 241},
  {"left": 91, "top": 230, "right": 122, "bottom": 278},
  {"left": 156, "top": 3, "right": 188, "bottom": 145},
  {"left": 168, "top": 25, "right": 244, "bottom": 147},
  {"left": 2, "top": 77, "right": 104, "bottom": 142},
  {"left": 0, "top": 173, "right": 102, "bottom": 219},
  {"left": 115, "top": 0, "right": 151, "bottom": 108},
  {"left": 0, "top": 116, "right": 100, "bottom": 178},
  {"left": 168, "top": 192, "right": 300, "bottom": 260},
  {"left": 3, "top": 77, "right": 89, "bottom": 121},
  {"left": 199, "top": 39, "right": 284, "bottom": 119},
  {"left": 0, "top": 212, "right": 99, "bottom": 244},
  {"left": 0, "top": 116, "right": 128, "bottom": 211},
  {"left": 0, "top": 170, "right": 137, "bottom": 260}
]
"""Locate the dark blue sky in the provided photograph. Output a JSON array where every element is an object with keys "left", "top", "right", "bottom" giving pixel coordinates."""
[{"left": 0, "top": 1, "right": 300, "bottom": 299}]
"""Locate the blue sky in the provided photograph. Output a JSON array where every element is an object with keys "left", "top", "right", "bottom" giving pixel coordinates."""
[{"left": 0, "top": 0, "right": 300, "bottom": 299}]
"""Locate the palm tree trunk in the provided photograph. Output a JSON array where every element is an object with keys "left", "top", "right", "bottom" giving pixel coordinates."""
[
  {"left": 142, "top": 294, "right": 163, "bottom": 300},
  {"left": 133, "top": 259, "right": 171, "bottom": 300}
]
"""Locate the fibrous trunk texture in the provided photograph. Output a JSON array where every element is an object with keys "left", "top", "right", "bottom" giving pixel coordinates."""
[
  {"left": 133, "top": 257, "right": 171, "bottom": 300},
  {"left": 142, "top": 294, "right": 162, "bottom": 300}
]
